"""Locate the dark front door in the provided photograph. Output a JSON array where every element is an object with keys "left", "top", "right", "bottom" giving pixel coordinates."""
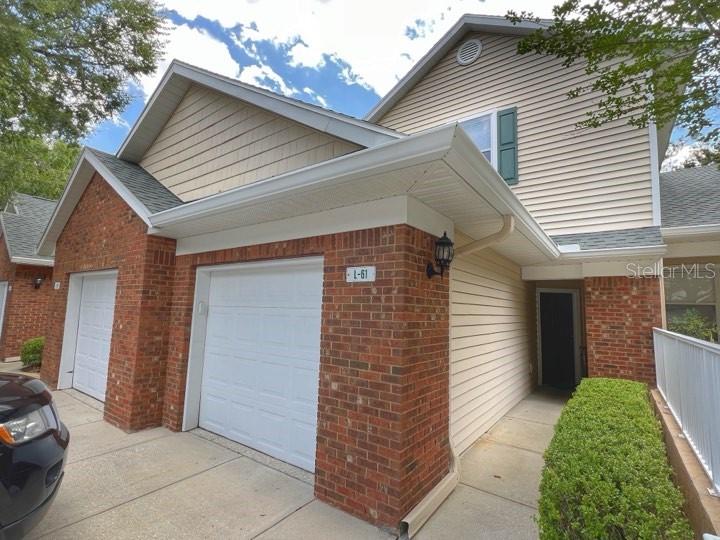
[{"left": 539, "top": 291, "right": 576, "bottom": 389}]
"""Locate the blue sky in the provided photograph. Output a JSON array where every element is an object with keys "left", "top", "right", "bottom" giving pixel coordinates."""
[{"left": 83, "top": 0, "right": 712, "bottom": 167}]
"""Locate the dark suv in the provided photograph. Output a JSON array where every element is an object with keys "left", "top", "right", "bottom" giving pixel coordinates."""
[{"left": 0, "top": 374, "right": 69, "bottom": 539}]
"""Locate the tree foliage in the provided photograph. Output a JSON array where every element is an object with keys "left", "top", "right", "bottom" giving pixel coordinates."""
[
  {"left": 0, "top": 0, "right": 165, "bottom": 204},
  {"left": 508, "top": 0, "right": 720, "bottom": 146},
  {"left": 0, "top": 136, "right": 80, "bottom": 203}
]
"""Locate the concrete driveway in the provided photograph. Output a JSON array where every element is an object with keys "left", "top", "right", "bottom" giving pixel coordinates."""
[{"left": 30, "top": 390, "right": 393, "bottom": 540}]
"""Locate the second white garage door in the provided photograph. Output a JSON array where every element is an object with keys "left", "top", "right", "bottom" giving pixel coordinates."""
[
  {"left": 198, "top": 258, "right": 323, "bottom": 472},
  {"left": 72, "top": 272, "right": 117, "bottom": 402}
]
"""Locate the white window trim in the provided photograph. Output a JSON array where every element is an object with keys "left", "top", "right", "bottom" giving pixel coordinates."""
[{"left": 457, "top": 109, "right": 499, "bottom": 170}]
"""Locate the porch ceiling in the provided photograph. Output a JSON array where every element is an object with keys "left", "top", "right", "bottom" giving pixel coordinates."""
[{"left": 150, "top": 125, "right": 558, "bottom": 266}]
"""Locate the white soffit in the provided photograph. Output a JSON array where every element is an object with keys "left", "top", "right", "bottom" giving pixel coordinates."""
[
  {"left": 150, "top": 124, "right": 559, "bottom": 266},
  {"left": 118, "top": 60, "right": 402, "bottom": 163}
]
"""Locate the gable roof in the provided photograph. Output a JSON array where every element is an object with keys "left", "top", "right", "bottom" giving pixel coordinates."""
[
  {"left": 0, "top": 193, "right": 57, "bottom": 265},
  {"left": 118, "top": 60, "right": 402, "bottom": 163},
  {"left": 660, "top": 165, "right": 720, "bottom": 228},
  {"left": 37, "top": 147, "right": 184, "bottom": 256},
  {"left": 365, "top": 14, "right": 547, "bottom": 123}
]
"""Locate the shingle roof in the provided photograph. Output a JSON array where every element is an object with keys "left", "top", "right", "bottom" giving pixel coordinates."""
[
  {"left": 0, "top": 193, "right": 57, "bottom": 262},
  {"left": 552, "top": 226, "right": 664, "bottom": 251},
  {"left": 87, "top": 148, "right": 183, "bottom": 214},
  {"left": 660, "top": 165, "right": 720, "bottom": 228}
]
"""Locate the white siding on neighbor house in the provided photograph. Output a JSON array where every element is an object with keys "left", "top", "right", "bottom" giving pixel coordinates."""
[
  {"left": 140, "top": 84, "right": 361, "bottom": 201},
  {"left": 450, "top": 234, "right": 535, "bottom": 455},
  {"left": 378, "top": 32, "right": 654, "bottom": 235}
]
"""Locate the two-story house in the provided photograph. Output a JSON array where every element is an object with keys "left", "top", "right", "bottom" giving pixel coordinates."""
[{"left": 34, "top": 14, "right": 717, "bottom": 535}]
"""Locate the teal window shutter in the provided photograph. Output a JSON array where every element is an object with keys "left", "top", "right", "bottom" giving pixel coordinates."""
[{"left": 497, "top": 107, "right": 518, "bottom": 185}]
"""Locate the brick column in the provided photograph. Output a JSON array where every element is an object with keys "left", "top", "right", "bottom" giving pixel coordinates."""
[
  {"left": 584, "top": 276, "right": 663, "bottom": 385},
  {"left": 315, "top": 225, "right": 450, "bottom": 530}
]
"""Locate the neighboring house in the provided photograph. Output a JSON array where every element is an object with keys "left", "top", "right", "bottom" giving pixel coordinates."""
[
  {"left": 34, "top": 14, "right": 718, "bottom": 535},
  {"left": 0, "top": 193, "right": 56, "bottom": 359}
]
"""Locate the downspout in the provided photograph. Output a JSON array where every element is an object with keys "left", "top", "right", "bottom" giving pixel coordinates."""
[{"left": 400, "top": 214, "right": 516, "bottom": 538}]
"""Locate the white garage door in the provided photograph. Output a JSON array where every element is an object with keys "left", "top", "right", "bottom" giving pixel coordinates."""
[
  {"left": 198, "top": 258, "right": 323, "bottom": 472},
  {"left": 72, "top": 273, "right": 117, "bottom": 402}
]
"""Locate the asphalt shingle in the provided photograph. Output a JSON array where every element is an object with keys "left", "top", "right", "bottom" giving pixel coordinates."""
[
  {"left": 660, "top": 165, "right": 720, "bottom": 228},
  {"left": 87, "top": 148, "right": 183, "bottom": 214},
  {"left": 552, "top": 226, "right": 664, "bottom": 251},
  {"left": 1, "top": 193, "right": 57, "bottom": 262}
]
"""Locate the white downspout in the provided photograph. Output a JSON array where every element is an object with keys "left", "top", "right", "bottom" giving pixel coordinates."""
[{"left": 400, "top": 214, "right": 516, "bottom": 538}]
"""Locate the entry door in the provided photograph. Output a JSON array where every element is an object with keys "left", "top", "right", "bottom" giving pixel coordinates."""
[
  {"left": 539, "top": 291, "right": 577, "bottom": 389},
  {"left": 198, "top": 258, "right": 323, "bottom": 472},
  {"left": 72, "top": 273, "right": 117, "bottom": 401}
]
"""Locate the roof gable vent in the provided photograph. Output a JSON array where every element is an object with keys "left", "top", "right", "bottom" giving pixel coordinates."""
[{"left": 456, "top": 39, "right": 482, "bottom": 66}]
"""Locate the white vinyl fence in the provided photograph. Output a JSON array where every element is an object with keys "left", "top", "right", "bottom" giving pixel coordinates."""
[{"left": 654, "top": 328, "right": 720, "bottom": 495}]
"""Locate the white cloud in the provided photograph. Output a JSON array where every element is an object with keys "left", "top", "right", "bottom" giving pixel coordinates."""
[
  {"left": 164, "top": 0, "right": 558, "bottom": 97},
  {"left": 662, "top": 142, "right": 706, "bottom": 171},
  {"left": 239, "top": 64, "right": 299, "bottom": 96},
  {"left": 303, "top": 86, "right": 328, "bottom": 108},
  {"left": 138, "top": 22, "right": 240, "bottom": 97}
]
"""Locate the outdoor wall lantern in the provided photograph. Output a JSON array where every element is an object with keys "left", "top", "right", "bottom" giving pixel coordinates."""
[
  {"left": 426, "top": 232, "right": 454, "bottom": 279},
  {"left": 33, "top": 276, "right": 44, "bottom": 289}
]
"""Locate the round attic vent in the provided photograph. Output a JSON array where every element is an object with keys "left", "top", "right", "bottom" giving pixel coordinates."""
[{"left": 456, "top": 39, "right": 482, "bottom": 66}]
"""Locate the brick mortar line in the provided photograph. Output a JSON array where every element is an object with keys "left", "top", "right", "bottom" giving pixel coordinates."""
[{"left": 34, "top": 455, "right": 243, "bottom": 538}]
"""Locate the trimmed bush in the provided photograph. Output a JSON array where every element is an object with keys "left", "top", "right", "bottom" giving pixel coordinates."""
[
  {"left": 538, "top": 378, "right": 692, "bottom": 539},
  {"left": 20, "top": 336, "right": 44, "bottom": 368}
]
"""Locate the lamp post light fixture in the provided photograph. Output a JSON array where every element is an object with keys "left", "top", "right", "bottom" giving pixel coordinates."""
[
  {"left": 33, "top": 276, "right": 44, "bottom": 289},
  {"left": 426, "top": 231, "right": 455, "bottom": 279}
]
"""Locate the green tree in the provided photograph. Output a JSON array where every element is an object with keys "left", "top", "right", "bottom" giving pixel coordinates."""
[
  {"left": 0, "top": 0, "right": 165, "bottom": 203},
  {"left": 507, "top": 1, "right": 719, "bottom": 146},
  {"left": 0, "top": 136, "right": 80, "bottom": 203}
]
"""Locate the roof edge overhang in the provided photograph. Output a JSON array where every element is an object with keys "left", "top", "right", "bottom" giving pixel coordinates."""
[
  {"left": 661, "top": 223, "right": 720, "bottom": 241},
  {"left": 11, "top": 256, "right": 54, "bottom": 267},
  {"left": 558, "top": 244, "right": 667, "bottom": 261},
  {"left": 149, "top": 123, "right": 560, "bottom": 262},
  {"left": 37, "top": 148, "right": 154, "bottom": 256},
  {"left": 366, "top": 14, "right": 547, "bottom": 123},
  {"left": 118, "top": 60, "right": 402, "bottom": 163}
]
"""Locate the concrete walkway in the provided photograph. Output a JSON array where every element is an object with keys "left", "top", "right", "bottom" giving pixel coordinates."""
[
  {"left": 417, "top": 389, "right": 568, "bottom": 540},
  {"left": 32, "top": 389, "right": 393, "bottom": 540}
]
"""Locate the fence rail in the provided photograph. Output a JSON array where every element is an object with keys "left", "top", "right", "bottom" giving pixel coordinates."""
[{"left": 654, "top": 328, "right": 720, "bottom": 495}]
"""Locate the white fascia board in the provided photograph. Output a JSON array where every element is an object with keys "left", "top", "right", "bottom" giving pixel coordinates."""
[
  {"left": 175, "top": 196, "right": 453, "bottom": 256},
  {"left": 661, "top": 224, "right": 720, "bottom": 240},
  {"left": 441, "top": 127, "right": 560, "bottom": 260},
  {"left": 558, "top": 244, "right": 667, "bottom": 261},
  {"left": 649, "top": 123, "right": 662, "bottom": 226},
  {"left": 118, "top": 61, "right": 400, "bottom": 161},
  {"left": 37, "top": 148, "right": 152, "bottom": 256},
  {"left": 10, "top": 256, "right": 54, "bottom": 267},
  {"left": 523, "top": 256, "right": 665, "bottom": 280},
  {"left": 365, "top": 14, "right": 547, "bottom": 122},
  {"left": 0, "top": 215, "right": 11, "bottom": 259},
  {"left": 665, "top": 240, "right": 720, "bottom": 258},
  {"left": 150, "top": 124, "right": 458, "bottom": 228}
]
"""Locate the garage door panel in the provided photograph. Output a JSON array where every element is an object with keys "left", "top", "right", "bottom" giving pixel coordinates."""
[
  {"left": 198, "top": 258, "right": 323, "bottom": 472},
  {"left": 72, "top": 273, "right": 117, "bottom": 402}
]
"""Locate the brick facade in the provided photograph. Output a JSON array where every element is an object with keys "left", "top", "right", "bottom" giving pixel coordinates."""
[
  {"left": 0, "top": 236, "right": 53, "bottom": 359},
  {"left": 163, "top": 225, "right": 450, "bottom": 531},
  {"left": 583, "top": 276, "right": 663, "bottom": 385},
  {"left": 41, "top": 174, "right": 176, "bottom": 430}
]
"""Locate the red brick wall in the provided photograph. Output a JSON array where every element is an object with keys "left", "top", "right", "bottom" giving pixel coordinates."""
[
  {"left": 584, "top": 276, "right": 663, "bottom": 385},
  {"left": 0, "top": 236, "right": 53, "bottom": 358},
  {"left": 163, "top": 225, "right": 450, "bottom": 531},
  {"left": 41, "top": 174, "right": 176, "bottom": 430}
]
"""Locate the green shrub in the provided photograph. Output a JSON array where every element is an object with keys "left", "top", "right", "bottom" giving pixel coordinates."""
[
  {"left": 668, "top": 308, "right": 718, "bottom": 342},
  {"left": 538, "top": 378, "right": 692, "bottom": 540},
  {"left": 20, "top": 336, "right": 44, "bottom": 368}
]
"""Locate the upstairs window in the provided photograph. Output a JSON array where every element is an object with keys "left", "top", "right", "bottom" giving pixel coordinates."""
[
  {"left": 461, "top": 107, "right": 518, "bottom": 186},
  {"left": 462, "top": 114, "right": 492, "bottom": 163}
]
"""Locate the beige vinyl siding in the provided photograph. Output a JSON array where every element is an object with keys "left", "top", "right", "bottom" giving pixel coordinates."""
[
  {"left": 379, "top": 32, "right": 654, "bottom": 235},
  {"left": 140, "top": 84, "right": 361, "bottom": 201},
  {"left": 450, "top": 235, "right": 535, "bottom": 454}
]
